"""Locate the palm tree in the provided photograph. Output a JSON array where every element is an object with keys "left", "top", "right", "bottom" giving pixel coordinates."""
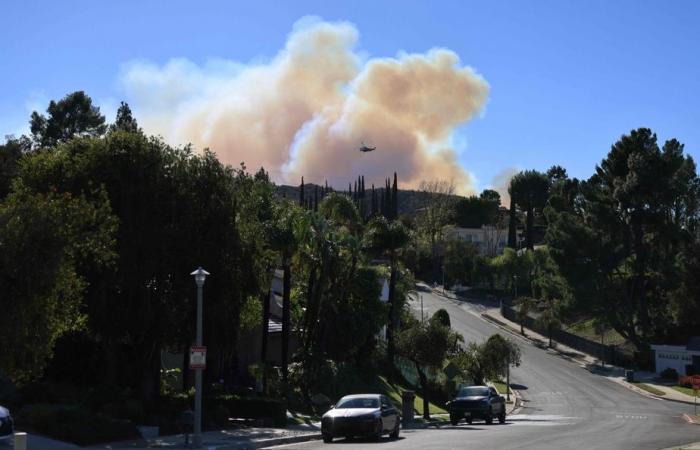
[
  {"left": 269, "top": 201, "right": 300, "bottom": 391},
  {"left": 364, "top": 217, "right": 410, "bottom": 363}
]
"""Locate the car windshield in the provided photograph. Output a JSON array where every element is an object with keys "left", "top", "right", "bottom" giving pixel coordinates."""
[
  {"left": 336, "top": 397, "right": 379, "bottom": 409},
  {"left": 458, "top": 387, "right": 490, "bottom": 397}
]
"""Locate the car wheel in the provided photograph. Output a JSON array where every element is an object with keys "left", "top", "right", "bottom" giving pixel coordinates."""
[
  {"left": 390, "top": 421, "right": 400, "bottom": 439},
  {"left": 450, "top": 414, "right": 460, "bottom": 426},
  {"left": 499, "top": 411, "right": 506, "bottom": 424},
  {"left": 466, "top": 418, "right": 473, "bottom": 425},
  {"left": 322, "top": 434, "right": 333, "bottom": 443},
  {"left": 485, "top": 414, "right": 493, "bottom": 425}
]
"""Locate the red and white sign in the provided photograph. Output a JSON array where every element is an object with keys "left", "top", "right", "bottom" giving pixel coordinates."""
[
  {"left": 190, "top": 346, "right": 207, "bottom": 370},
  {"left": 691, "top": 375, "right": 700, "bottom": 387}
]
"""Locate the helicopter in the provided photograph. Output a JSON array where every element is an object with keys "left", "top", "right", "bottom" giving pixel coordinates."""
[{"left": 359, "top": 141, "right": 376, "bottom": 152}]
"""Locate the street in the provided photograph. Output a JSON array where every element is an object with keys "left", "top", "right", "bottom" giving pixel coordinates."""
[{"left": 269, "top": 287, "right": 700, "bottom": 450}]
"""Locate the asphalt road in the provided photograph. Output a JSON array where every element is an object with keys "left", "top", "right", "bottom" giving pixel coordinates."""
[{"left": 270, "top": 287, "right": 700, "bottom": 450}]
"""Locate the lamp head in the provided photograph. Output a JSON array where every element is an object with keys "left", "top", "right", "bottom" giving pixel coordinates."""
[{"left": 190, "top": 267, "right": 210, "bottom": 287}]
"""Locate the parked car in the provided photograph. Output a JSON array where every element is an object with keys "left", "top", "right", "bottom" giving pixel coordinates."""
[
  {"left": 446, "top": 385, "right": 506, "bottom": 425},
  {"left": 0, "top": 405, "right": 13, "bottom": 441},
  {"left": 321, "top": 394, "right": 400, "bottom": 443}
]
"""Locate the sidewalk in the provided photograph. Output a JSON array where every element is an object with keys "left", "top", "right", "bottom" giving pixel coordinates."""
[
  {"left": 480, "top": 306, "right": 700, "bottom": 407},
  {"left": 4, "top": 426, "right": 321, "bottom": 450},
  {"left": 83, "top": 423, "right": 321, "bottom": 450}
]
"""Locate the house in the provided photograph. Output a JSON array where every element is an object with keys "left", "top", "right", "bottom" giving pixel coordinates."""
[
  {"left": 651, "top": 337, "right": 700, "bottom": 375},
  {"left": 445, "top": 225, "right": 523, "bottom": 256}
]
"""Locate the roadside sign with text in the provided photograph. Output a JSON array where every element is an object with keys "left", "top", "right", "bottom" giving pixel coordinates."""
[
  {"left": 190, "top": 346, "right": 207, "bottom": 370},
  {"left": 692, "top": 375, "right": 700, "bottom": 390}
]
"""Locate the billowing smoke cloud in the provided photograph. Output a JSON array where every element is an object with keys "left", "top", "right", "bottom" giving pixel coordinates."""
[
  {"left": 490, "top": 167, "right": 519, "bottom": 206},
  {"left": 119, "top": 18, "right": 489, "bottom": 193}
]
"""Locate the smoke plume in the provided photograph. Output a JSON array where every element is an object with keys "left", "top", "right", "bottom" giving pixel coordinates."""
[
  {"left": 490, "top": 167, "right": 519, "bottom": 206},
  {"left": 120, "top": 18, "right": 489, "bottom": 193}
]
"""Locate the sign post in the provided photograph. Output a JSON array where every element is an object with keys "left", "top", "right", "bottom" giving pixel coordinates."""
[{"left": 691, "top": 375, "right": 700, "bottom": 416}]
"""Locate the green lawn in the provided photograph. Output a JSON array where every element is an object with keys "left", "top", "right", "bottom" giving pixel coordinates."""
[
  {"left": 565, "top": 318, "right": 627, "bottom": 346},
  {"left": 673, "top": 385, "right": 699, "bottom": 397},
  {"left": 378, "top": 376, "right": 447, "bottom": 415},
  {"left": 632, "top": 383, "right": 666, "bottom": 396}
]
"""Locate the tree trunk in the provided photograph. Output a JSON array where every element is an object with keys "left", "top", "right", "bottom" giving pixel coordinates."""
[
  {"left": 260, "top": 285, "right": 271, "bottom": 395},
  {"left": 416, "top": 363, "right": 430, "bottom": 420},
  {"left": 281, "top": 257, "right": 291, "bottom": 391},
  {"left": 526, "top": 206, "right": 534, "bottom": 250},
  {"left": 507, "top": 196, "right": 517, "bottom": 248}
]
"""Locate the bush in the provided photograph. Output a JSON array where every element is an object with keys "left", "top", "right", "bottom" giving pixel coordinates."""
[
  {"left": 659, "top": 367, "right": 678, "bottom": 380},
  {"left": 16, "top": 405, "right": 138, "bottom": 446}
]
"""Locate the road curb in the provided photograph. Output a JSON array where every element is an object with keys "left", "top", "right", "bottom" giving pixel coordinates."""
[
  {"left": 218, "top": 432, "right": 322, "bottom": 449},
  {"left": 683, "top": 414, "right": 700, "bottom": 425},
  {"left": 615, "top": 378, "right": 699, "bottom": 407}
]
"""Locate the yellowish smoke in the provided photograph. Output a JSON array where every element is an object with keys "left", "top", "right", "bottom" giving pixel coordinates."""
[{"left": 120, "top": 18, "right": 489, "bottom": 194}]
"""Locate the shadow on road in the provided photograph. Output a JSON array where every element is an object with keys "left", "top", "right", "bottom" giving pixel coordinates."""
[
  {"left": 331, "top": 437, "right": 406, "bottom": 444},
  {"left": 510, "top": 383, "right": 529, "bottom": 390}
]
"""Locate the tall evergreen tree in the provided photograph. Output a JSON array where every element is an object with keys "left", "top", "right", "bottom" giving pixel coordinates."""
[
  {"left": 300, "top": 177, "right": 305, "bottom": 206},
  {"left": 109, "top": 102, "right": 140, "bottom": 133},
  {"left": 392, "top": 172, "right": 398, "bottom": 219}
]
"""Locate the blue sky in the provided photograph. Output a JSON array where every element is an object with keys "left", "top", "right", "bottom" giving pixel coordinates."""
[{"left": 2, "top": 0, "right": 699, "bottom": 192}]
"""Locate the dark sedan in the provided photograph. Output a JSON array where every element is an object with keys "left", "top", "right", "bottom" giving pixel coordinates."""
[
  {"left": 0, "top": 406, "right": 13, "bottom": 441},
  {"left": 447, "top": 385, "right": 506, "bottom": 425},
  {"left": 321, "top": 394, "right": 400, "bottom": 443}
]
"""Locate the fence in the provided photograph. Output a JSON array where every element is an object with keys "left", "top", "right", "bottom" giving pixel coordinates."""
[{"left": 501, "top": 304, "right": 633, "bottom": 367}]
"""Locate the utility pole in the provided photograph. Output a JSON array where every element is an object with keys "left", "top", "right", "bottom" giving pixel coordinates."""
[{"left": 506, "top": 354, "right": 511, "bottom": 402}]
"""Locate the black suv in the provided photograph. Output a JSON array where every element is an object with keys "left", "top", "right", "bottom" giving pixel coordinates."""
[{"left": 447, "top": 385, "right": 506, "bottom": 425}]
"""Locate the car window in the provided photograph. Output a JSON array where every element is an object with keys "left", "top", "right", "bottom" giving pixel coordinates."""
[
  {"left": 457, "top": 387, "right": 490, "bottom": 397},
  {"left": 490, "top": 387, "right": 498, "bottom": 396},
  {"left": 336, "top": 397, "right": 379, "bottom": 409}
]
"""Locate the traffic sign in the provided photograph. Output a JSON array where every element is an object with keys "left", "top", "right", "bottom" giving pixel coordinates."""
[
  {"left": 692, "top": 375, "right": 700, "bottom": 390},
  {"left": 190, "top": 346, "right": 207, "bottom": 370}
]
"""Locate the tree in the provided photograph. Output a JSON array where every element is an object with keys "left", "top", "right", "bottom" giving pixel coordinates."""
[
  {"left": 396, "top": 313, "right": 462, "bottom": 419},
  {"left": 546, "top": 128, "right": 700, "bottom": 350},
  {"left": 442, "top": 239, "right": 477, "bottom": 287},
  {"left": 109, "top": 102, "right": 140, "bottom": 133},
  {"left": 515, "top": 297, "right": 535, "bottom": 335},
  {"left": 30, "top": 91, "right": 107, "bottom": 147},
  {"left": 535, "top": 298, "right": 561, "bottom": 348},
  {"left": 364, "top": 216, "right": 410, "bottom": 363},
  {"left": 509, "top": 170, "right": 549, "bottom": 250},
  {"left": 507, "top": 192, "right": 517, "bottom": 249},
  {"left": 17, "top": 132, "right": 269, "bottom": 404},
  {"left": 453, "top": 334, "right": 520, "bottom": 385},
  {"left": 416, "top": 180, "right": 456, "bottom": 281},
  {"left": 0, "top": 136, "right": 31, "bottom": 199},
  {"left": 0, "top": 187, "right": 116, "bottom": 382},
  {"left": 453, "top": 190, "right": 500, "bottom": 229}
]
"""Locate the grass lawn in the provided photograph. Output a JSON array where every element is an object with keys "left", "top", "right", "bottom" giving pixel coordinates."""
[
  {"left": 632, "top": 383, "right": 666, "bottom": 396},
  {"left": 376, "top": 376, "right": 447, "bottom": 415},
  {"left": 565, "top": 318, "right": 627, "bottom": 346},
  {"left": 673, "top": 385, "right": 699, "bottom": 397}
]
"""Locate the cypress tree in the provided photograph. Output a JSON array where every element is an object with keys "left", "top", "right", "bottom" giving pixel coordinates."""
[
  {"left": 507, "top": 194, "right": 517, "bottom": 248},
  {"left": 392, "top": 172, "right": 398, "bottom": 219},
  {"left": 314, "top": 185, "right": 319, "bottom": 212},
  {"left": 300, "top": 176, "right": 305, "bottom": 206},
  {"left": 371, "top": 184, "right": 377, "bottom": 215}
]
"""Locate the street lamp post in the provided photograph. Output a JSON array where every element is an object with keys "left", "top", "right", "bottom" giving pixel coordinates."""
[{"left": 191, "top": 267, "right": 210, "bottom": 448}]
